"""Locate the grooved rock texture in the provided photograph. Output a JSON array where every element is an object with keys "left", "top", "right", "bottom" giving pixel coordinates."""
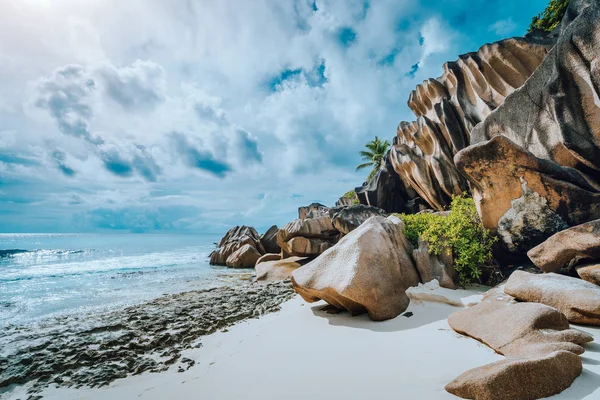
[
  {"left": 291, "top": 216, "right": 419, "bottom": 321},
  {"left": 446, "top": 285, "right": 591, "bottom": 399},
  {"left": 277, "top": 216, "right": 339, "bottom": 257},
  {"left": 389, "top": 37, "right": 552, "bottom": 210},
  {"left": 210, "top": 226, "right": 265, "bottom": 266},
  {"left": 527, "top": 219, "right": 600, "bottom": 273},
  {"left": 504, "top": 270, "right": 600, "bottom": 325},
  {"left": 298, "top": 203, "right": 330, "bottom": 220},
  {"left": 454, "top": 2, "right": 600, "bottom": 253}
]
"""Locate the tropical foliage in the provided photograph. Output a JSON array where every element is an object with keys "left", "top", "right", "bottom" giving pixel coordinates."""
[
  {"left": 341, "top": 190, "right": 359, "bottom": 204},
  {"left": 528, "top": 0, "right": 569, "bottom": 33},
  {"left": 356, "top": 136, "right": 391, "bottom": 180},
  {"left": 396, "top": 196, "right": 498, "bottom": 287}
]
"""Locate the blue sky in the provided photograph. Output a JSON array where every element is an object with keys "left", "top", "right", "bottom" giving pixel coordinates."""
[{"left": 0, "top": 0, "right": 549, "bottom": 233}]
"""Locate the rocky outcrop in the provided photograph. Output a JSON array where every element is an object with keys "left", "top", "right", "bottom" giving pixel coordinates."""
[
  {"left": 454, "top": 3, "right": 600, "bottom": 253},
  {"left": 412, "top": 237, "right": 456, "bottom": 289},
  {"left": 255, "top": 256, "right": 310, "bottom": 282},
  {"left": 389, "top": 37, "right": 552, "bottom": 211},
  {"left": 291, "top": 215, "right": 419, "bottom": 321},
  {"left": 298, "top": 203, "right": 329, "bottom": 220},
  {"left": 330, "top": 204, "right": 386, "bottom": 235},
  {"left": 455, "top": 136, "right": 599, "bottom": 253},
  {"left": 210, "top": 226, "right": 265, "bottom": 266},
  {"left": 355, "top": 155, "right": 416, "bottom": 213},
  {"left": 527, "top": 219, "right": 600, "bottom": 273},
  {"left": 336, "top": 191, "right": 358, "bottom": 207},
  {"left": 504, "top": 270, "right": 600, "bottom": 325},
  {"left": 277, "top": 216, "right": 339, "bottom": 257},
  {"left": 446, "top": 285, "right": 592, "bottom": 399},
  {"left": 259, "top": 225, "right": 281, "bottom": 254},
  {"left": 225, "top": 244, "right": 262, "bottom": 268}
]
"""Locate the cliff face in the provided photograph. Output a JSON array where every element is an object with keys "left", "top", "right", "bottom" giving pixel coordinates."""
[{"left": 389, "top": 37, "right": 553, "bottom": 210}]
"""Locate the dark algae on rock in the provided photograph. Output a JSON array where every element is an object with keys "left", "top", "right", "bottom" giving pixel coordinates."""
[{"left": 0, "top": 281, "right": 295, "bottom": 397}]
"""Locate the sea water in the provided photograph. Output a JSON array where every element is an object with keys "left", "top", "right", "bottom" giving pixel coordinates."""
[{"left": 0, "top": 233, "right": 247, "bottom": 326}]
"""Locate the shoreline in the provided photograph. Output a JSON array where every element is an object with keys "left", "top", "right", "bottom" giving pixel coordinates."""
[
  {"left": 9, "top": 287, "right": 599, "bottom": 400},
  {"left": 0, "top": 279, "right": 295, "bottom": 398}
]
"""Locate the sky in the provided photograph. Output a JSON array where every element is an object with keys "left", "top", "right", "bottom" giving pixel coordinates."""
[{"left": 0, "top": 0, "right": 550, "bottom": 234}]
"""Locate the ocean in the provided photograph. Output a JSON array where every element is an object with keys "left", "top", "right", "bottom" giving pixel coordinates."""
[{"left": 0, "top": 233, "right": 250, "bottom": 326}]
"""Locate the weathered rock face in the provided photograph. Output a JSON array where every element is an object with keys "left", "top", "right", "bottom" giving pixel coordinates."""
[
  {"left": 527, "top": 219, "right": 600, "bottom": 273},
  {"left": 277, "top": 216, "right": 339, "bottom": 257},
  {"left": 298, "top": 203, "right": 330, "bottom": 220},
  {"left": 291, "top": 215, "right": 420, "bottom": 321},
  {"left": 336, "top": 191, "right": 358, "bottom": 207},
  {"left": 446, "top": 285, "right": 592, "bottom": 399},
  {"left": 330, "top": 204, "right": 387, "bottom": 235},
  {"left": 255, "top": 256, "right": 310, "bottom": 282},
  {"left": 453, "top": 3, "right": 600, "bottom": 254},
  {"left": 389, "top": 37, "right": 552, "bottom": 211},
  {"left": 455, "top": 136, "right": 600, "bottom": 253},
  {"left": 210, "top": 226, "right": 265, "bottom": 266},
  {"left": 259, "top": 225, "right": 281, "bottom": 255},
  {"left": 355, "top": 155, "right": 415, "bottom": 214},
  {"left": 225, "top": 244, "right": 262, "bottom": 268},
  {"left": 412, "top": 237, "right": 455, "bottom": 289},
  {"left": 504, "top": 271, "right": 600, "bottom": 325}
]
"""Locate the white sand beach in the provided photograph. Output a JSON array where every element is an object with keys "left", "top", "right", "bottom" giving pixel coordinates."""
[{"left": 25, "top": 288, "right": 600, "bottom": 400}]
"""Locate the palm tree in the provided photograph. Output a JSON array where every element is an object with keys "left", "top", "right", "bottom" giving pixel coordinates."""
[{"left": 356, "top": 136, "right": 391, "bottom": 180}]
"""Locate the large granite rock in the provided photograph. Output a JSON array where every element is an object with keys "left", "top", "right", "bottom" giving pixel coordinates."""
[
  {"left": 504, "top": 271, "right": 600, "bottom": 325},
  {"left": 225, "top": 244, "right": 262, "bottom": 268},
  {"left": 446, "top": 351, "right": 582, "bottom": 400},
  {"left": 255, "top": 256, "right": 310, "bottom": 282},
  {"left": 527, "top": 219, "right": 600, "bottom": 273},
  {"left": 455, "top": 135, "right": 599, "bottom": 253},
  {"left": 412, "top": 237, "right": 456, "bottom": 289},
  {"left": 210, "top": 226, "right": 265, "bottom": 266},
  {"left": 259, "top": 225, "right": 281, "bottom": 254},
  {"left": 291, "top": 215, "right": 419, "bottom": 321},
  {"left": 330, "top": 204, "right": 387, "bottom": 235},
  {"left": 446, "top": 285, "right": 592, "bottom": 399},
  {"left": 277, "top": 216, "right": 339, "bottom": 257},
  {"left": 455, "top": 2, "right": 600, "bottom": 253},
  {"left": 389, "top": 36, "right": 552, "bottom": 211}
]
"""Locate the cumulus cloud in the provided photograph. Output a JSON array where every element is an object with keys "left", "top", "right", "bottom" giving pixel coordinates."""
[
  {"left": 99, "top": 60, "right": 166, "bottom": 112},
  {"left": 0, "top": 0, "right": 545, "bottom": 232},
  {"left": 33, "top": 64, "right": 103, "bottom": 145}
]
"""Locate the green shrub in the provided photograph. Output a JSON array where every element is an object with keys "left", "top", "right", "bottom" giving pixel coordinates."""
[
  {"left": 396, "top": 196, "right": 497, "bottom": 287},
  {"left": 528, "top": 0, "right": 569, "bottom": 33}
]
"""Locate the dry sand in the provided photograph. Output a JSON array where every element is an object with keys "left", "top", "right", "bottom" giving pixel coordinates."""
[{"left": 14, "top": 287, "right": 600, "bottom": 400}]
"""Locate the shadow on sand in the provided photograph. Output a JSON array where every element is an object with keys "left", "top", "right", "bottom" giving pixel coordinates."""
[{"left": 310, "top": 301, "right": 459, "bottom": 333}]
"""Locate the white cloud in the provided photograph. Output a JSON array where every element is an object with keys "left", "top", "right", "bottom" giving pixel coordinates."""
[{"left": 488, "top": 18, "right": 517, "bottom": 36}]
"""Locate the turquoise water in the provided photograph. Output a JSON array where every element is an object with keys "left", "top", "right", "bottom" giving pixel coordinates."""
[{"left": 0, "top": 233, "right": 248, "bottom": 325}]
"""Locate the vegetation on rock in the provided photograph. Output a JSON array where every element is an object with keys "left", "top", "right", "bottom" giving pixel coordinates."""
[
  {"left": 341, "top": 190, "right": 359, "bottom": 204},
  {"left": 528, "top": 0, "right": 569, "bottom": 33},
  {"left": 356, "top": 136, "right": 390, "bottom": 179},
  {"left": 397, "top": 197, "right": 497, "bottom": 287}
]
